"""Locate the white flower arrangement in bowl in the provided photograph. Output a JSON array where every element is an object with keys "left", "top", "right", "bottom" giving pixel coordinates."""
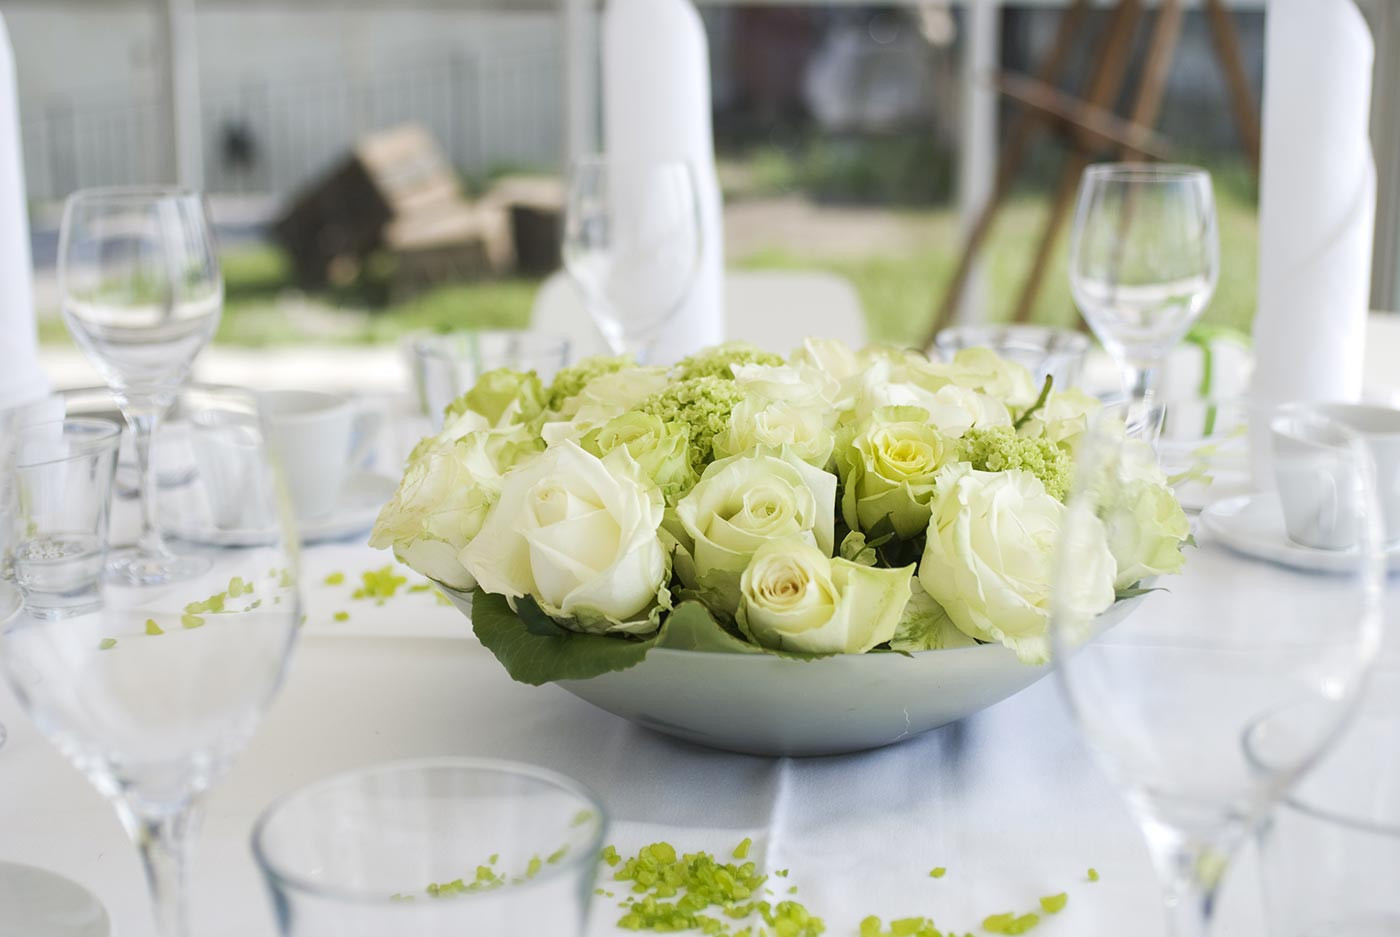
[{"left": 371, "top": 339, "right": 1189, "bottom": 755}]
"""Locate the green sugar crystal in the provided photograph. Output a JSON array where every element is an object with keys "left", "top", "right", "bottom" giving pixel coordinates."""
[
  {"left": 733, "top": 838, "right": 753, "bottom": 859},
  {"left": 144, "top": 619, "right": 164, "bottom": 636},
  {"left": 1039, "top": 893, "right": 1067, "bottom": 914},
  {"left": 98, "top": 638, "right": 117, "bottom": 650}
]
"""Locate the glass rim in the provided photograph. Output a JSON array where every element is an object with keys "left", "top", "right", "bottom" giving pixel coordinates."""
[
  {"left": 411, "top": 330, "right": 572, "bottom": 364},
  {"left": 13, "top": 417, "right": 123, "bottom": 468},
  {"left": 934, "top": 323, "right": 1092, "bottom": 352},
  {"left": 249, "top": 756, "right": 609, "bottom": 906},
  {"left": 1082, "top": 162, "right": 1211, "bottom": 184},
  {"left": 62, "top": 184, "right": 205, "bottom": 206}
]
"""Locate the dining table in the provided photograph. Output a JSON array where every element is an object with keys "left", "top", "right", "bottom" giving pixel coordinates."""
[{"left": 0, "top": 395, "right": 1310, "bottom": 937}]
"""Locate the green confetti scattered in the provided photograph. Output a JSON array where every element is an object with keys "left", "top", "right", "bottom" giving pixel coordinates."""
[
  {"left": 332, "top": 611, "right": 349, "bottom": 623},
  {"left": 408, "top": 582, "right": 432, "bottom": 593},
  {"left": 181, "top": 614, "right": 205, "bottom": 629},
  {"left": 323, "top": 572, "right": 345, "bottom": 586},
  {"left": 353, "top": 565, "right": 408, "bottom": 602},
  {"left": 1087, "top": 868, "right": 1099, "bottom": 883},
  {"left": 228, "top": 576, "right": 248, "bottom": 597},
  {"left": 98, "top": 638, "right": 116, "bottom": 650},
  {"left": 572, "top": 809, "right": 596, "bottom": 827},
  {"left": 524, "top": 856, "right": 543, "bottom": 879},
  {"left": 488, "top": 853, "right": 499, "bottom": 865},
  {"left": 278, "top": 568, "right": 295, "bottom": 588},
  {"left": 144, "top": 619, "right": 164, "bottom": 636},
  {"left": 929, "top": 867, "right": 946, "bottom": 879},
  {"left": 1039, "top": 894, "right": 1067, "bottom": 914},
  {"left": 601, "top": 845, "right": 621, "bottom": 867},
  {"left": 547, "top": 846, "right": 569, "bottom": 865},
  {"left": 733, "top": 837, "right": 753, "bottom": 859},
  {"left": 184, "top": 592, "right": 226, "bottom": 615},
  {"left": 389, "top": 893, "right": 415, "bottom": 903}
]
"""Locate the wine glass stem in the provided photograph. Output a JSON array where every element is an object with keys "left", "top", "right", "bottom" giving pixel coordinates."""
[
  {"left": 1141, "top": 819, "right": 1231, "bottom": 937},
  {"left": 127, "top": 406, "right": 170, "bottom": 560},
  {"left": 118, "top": 802, "right": 199, "bottom": 937},
  {"left": 1121, "top": 359, "right": 1165, "bottom": 443}
]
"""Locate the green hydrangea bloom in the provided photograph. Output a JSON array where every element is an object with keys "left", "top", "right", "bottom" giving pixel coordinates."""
[
  {"left": 957, "top": 427, "right": 1071, "bottom": 501},
  {"left": 445, "top": 368, "right": 547, "bottom": 427},
  {"left": 546, "top": 355, "right": 634, "bottom": 410},
  {"left": 673, "top": 342, "right": 784, "bottom": 382},
  {"left": 637, "top": 377, "right": 748, "bottom": 473}
]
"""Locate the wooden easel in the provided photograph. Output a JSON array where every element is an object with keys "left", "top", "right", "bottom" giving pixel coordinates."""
[{"left": 921, "top": 0, "right": 1261, "bottom": 348}]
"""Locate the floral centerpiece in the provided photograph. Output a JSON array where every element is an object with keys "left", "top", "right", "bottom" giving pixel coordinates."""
[{"left": 371, "top": 339, "right": 1188, "bottom": 685}]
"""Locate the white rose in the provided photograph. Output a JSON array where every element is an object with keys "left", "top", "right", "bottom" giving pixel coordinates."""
[
  {"left": 739, "top": 539, "right": 912, "bottom": 655},
  {"left": 921, "top": 385, "right": 1013, "bottom": 438},
  {"left": 731, "top": 363, "right": 839, "bottom": 409},
  {"left": 918, "top": 464, "right": 1115, "bottom": 664},
  {"left": 406, "top": 407, "right": 492, "bottom": 463},
  {"left": 789, "top": 337, "right": 861, "bottom": 383},
  {"left": 1017, "top": 388, "right": 1101, "bottom": 450},
  {"left": 908, "top": 347, "right": 1039, "bottom": 407},
  {"left": 461, "top": 442, "right": 666, "bottom": 631},
  {"left": 539, "top": 366, "right": 670, "bottom": 446},
  {"left": 713, "top": 398, "right": 836, "bottom": 468},
  {"left": 1105, "top": 480, "right": 1190, "bottom": 589},
  {"left": 371, "top": 428, "right": 538, "bottom": 590},
  {"left": 674, "top": 452, "right": 837, "bottom": 607}
]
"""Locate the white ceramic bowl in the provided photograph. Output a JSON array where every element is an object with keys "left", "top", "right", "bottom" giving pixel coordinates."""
[{"left": 445, "top": 592, "right": 1139, "bottom": 757}]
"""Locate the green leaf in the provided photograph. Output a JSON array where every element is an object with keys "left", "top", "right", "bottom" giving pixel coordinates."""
[
  {"left": 470, "top": 591, "right": 662, "bottom": 686},
  {"left": 656, "top": 601, "right": 766, "bottom": 654},
  {"left": 514, "top": 596, "right": 570, "bottom": 637},
  {"left": 1114, "top": 586, "right": 1164, "bottom": 600}
]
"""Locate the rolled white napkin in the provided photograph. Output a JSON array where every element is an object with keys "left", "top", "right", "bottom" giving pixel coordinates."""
[
  {"left": 0, "top": 13, "right": 48, "bottom": 408},
  {"left": 603, "top": 0, "right": 725, "bottom": 365},
  {"left": 1252, "top": 0, "right": 1375, "bottom": 410}
]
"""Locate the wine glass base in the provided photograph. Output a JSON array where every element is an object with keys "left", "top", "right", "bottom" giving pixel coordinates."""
[
  {"left": 106, "top": 549, "right": 212, "bottom": 586},
  {"left": 0, "top": 861, "right": 110, "bottom": 936}
]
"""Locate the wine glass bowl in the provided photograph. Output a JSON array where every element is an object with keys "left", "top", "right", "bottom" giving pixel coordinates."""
[
  {"left": 0, "top": 385, "right": 301, "bottom": 937},
  {"left": 58, "top": 186, "right": 224, "bottom": 585},
  {"left": 1051, "top": 405, "right": 1382, "bottom": 937},
  {"left": 1069, "top": 164, "right": 1219, "bottom": 426},
  {"left": 562, "top": 156, "right": 701, "bottom": 361}
]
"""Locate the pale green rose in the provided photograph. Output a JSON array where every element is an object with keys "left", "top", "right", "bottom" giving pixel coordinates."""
[
  {"left": 444, "top": 367, "right": 548, "bottom": 428},
  {"left": 1105, "top": 480, "right": 1190, "bottom": 589},
  {"left": 406, "top": 406, "right": 493, "bottom": 464},
  {"left": 540, "top": 366, "right": 670, "bottom": 445},
  {"left": 674, "top": 452, "right": 837, "bottom": 608},
  {"left": 713, "top": 398, "right": 836, "bottom": 468},
  {"left": 1017, "top": 388, "right": 1102, "bottom": 450},
  {"left": 738, "top": 539, "right": 912, "bottom": 655},
  {"left": 461, "top": 443, "right": 667, "bottom": 632},
  {"left": 731, "top": 363, "right": 839, "bottom": 409},
  {"left": 907, "top": 348, "right": 1039, "bottom": 407},
  {"left": 371, "top": 426, "right": 541, "bottom": 590},
  {"left": 919, "top": 464, "right": 1115, "bottom": 664},
  {"left": 838, "top": 406, "right": 958, "bottom": 539},
  {"left": 889, "top": 578, "right": 978, "bottom": 653},
  {"left": 845, "top": 362, "right": 1010, "bottom": 437},
  {"left": 580, "top": 411, "right": 697, "bottom": 503},
  {"left": 789, "top": 337, "right": 861, "bottom": 383}
]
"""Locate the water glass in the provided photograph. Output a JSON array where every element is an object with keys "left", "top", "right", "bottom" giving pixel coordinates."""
[
  {"left": 563, "top": 156, "right": 702, "bottom": 362},
  {"left": 1069, "top": 164, "right": 1219, "bottom": 437},
  {"left": 1253, "top": 669, "right": 1400, "bottom": 937},
  {"left": 934, "top": 324, "right": 1090, "bottom": 390},
  {"left": 10, "top": 419, "right": 121, "bottom": 619},
  {"left": 253, "top": 758, "right": 607, "bottom": 937},
  {"left": 410, "top": 331, "right": 571, "bottom": 428}
]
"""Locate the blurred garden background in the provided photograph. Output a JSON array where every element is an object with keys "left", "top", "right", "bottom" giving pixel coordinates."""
[{"left": 11, "top": 2, "right": 1276, "bottom": 353}]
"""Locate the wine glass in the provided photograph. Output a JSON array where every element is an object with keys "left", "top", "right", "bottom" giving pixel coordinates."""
[
  {"left": 562, "top": 156, "right": 702, "bottom": 362},
  {"left": 1069, "top": 164, "right": 1219, "bottom": 437},
  {"left": 1050, "top": 405, "right": 1383, "bottom": 937},
  {"left": 0, "top": 385, "right": 301, "bottom": 937},
  {"left": 58, "top": 187, "right": 223, "bottom": 585}
]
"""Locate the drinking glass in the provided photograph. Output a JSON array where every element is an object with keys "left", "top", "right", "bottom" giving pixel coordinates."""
[
  {"left": 10, "top": 419, "right": 122, "bottom": 619},
  {"left": 1051, "top": 404, "right": 1383, "bottom": 937},
  {"left": 410, "top": 331, "right": 571, "bottom": 428},
  {"left": 934, "top": 323, "right": 1091, "bottom": 390},
  {"left": 1069, "top": 164, "right": 1219, "bottom": 437},
  {"left": 59, "top": 186, "right": 223, "bottom": 585},
  {"left": 253, "top": 758, "right": 607, "bottom": 936},
  {"left": 0, "top": 385, "right": 301, "bottom": 937},
  {"left": 562, "top": 156, "right": 702, "bottom": 362}
]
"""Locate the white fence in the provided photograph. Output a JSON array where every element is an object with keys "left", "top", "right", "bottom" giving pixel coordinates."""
[{"left": 19, "top": 43, "right": 562, "bottom": 202}]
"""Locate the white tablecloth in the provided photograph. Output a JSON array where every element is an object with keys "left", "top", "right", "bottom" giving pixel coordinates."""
[{"left": 0, "top": 534, "right": 1270, "bottom": 937}]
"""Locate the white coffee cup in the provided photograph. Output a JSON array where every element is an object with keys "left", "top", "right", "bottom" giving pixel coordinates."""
[
  {"left": 1271, "top": 402, "right": 1400, "bottom": 550},
  {"left": 260, "top": 390, "right": 380, "bottom": 522}
]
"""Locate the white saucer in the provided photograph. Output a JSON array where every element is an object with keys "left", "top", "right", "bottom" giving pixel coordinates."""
[
  {"left": 0, "top": 862, "right": 110, "bottom": 937},
  {"left": 1199, "top": 493, "right": 1400, "bottom": 573},
  {"left": 163, "top": 472, "right": 396, "bottom": 547}
]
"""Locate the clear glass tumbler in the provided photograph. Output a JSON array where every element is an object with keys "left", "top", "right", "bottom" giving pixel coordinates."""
[
  {"left": 253, "top": 758, "right": 607, "bottom": 937},
  {"left": 410, "top": 331, "right": 571, "bottom": 428},
  {"left": 10, "top": 419, "right": 122, "bottom": 619}
]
